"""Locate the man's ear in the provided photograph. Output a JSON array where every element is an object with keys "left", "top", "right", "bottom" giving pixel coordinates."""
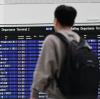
[
  {"left": 54, "top": 18, "right": 57, "bottom": 27},
  {"left": 54, "top": 18, "right": 60, "bottom": 27},
  {"left": 54, "top": 18, "right": 61, "bottom": 31}
]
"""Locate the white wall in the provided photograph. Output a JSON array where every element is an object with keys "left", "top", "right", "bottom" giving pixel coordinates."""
[
  {"left": 2, "top": 0, "right": 100, "bottom": 4},
  {"left": 1, "top": 3, "right": 100, "bottom": 24},
  {"left": 0, "top": 5, "right": 4, "bottom": 24}
]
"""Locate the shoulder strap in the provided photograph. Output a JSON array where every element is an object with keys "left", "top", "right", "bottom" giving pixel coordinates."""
[
  {"left": 51, "top": 32, "right": 70, "bottom": 47},
  {"left": 51, "top": 33, "right": 74, "bottom": 61},
  {"left": 52, "top": 32, "right": 90, "bottom": 49},
  {"left": 51, "top": 32, "right": 81, "bottom": 48},
  {"left": 52, "top": 32, "right": 73, "bottom": 80}
]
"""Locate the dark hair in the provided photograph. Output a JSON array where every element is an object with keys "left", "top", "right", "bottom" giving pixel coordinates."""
[{"left": 54, "top": 5, "right": 77, "bottom": 27}]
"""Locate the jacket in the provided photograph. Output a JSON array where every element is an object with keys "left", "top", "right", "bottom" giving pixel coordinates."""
[{"left": 30, "top": 29, "right": 80, "bottom": 99}]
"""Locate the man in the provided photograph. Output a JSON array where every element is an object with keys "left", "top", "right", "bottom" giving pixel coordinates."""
[{"left": 30, "top": 5, "right": 80, "bottom": 99}]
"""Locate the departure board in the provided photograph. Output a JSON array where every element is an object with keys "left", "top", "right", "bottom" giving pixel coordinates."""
[{"left": 0, "top": 24, "right": 100, "bottom": 99}]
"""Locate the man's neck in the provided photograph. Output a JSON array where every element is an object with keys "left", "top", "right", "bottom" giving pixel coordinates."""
[{"left": 55, "top": 27, "right": 72, "bottom": 34}]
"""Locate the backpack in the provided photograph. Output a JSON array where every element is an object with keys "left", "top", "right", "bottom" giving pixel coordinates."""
[{"left": 52, "top": 32, "right": 100, "bottom": 99}]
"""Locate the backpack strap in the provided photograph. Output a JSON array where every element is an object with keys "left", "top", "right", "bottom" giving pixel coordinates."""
[
  {"left": 52, "top": 32, "right": 73, "bottom": 78},
  {"left": 51, "top": 32, "right": 70, "bottom": 47},
  {"left": 51, "top": 32, "right": 82, "bottom": 49},
  {"left": 52, "top": 32, "right": 91, "bottom": 50}
]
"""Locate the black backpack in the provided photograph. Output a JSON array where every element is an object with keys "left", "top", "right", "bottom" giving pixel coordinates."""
[{"left": 53, "top": 32, "right": 100, "bottom": 99}]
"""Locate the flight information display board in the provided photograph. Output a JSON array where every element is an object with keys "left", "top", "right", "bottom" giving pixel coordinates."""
[{"left": 0, "top": 24, "right": 100, "bottom": 99}]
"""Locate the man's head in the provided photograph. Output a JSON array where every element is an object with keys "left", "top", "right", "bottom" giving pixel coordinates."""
[{"left": 54, "top": 5, "right": 77, "bottom": 30}]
